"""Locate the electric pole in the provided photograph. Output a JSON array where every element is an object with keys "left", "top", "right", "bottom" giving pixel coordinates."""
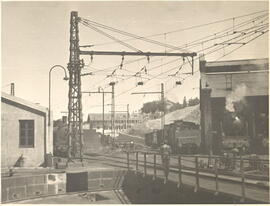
[{"left": 67, "top": 11, "right": 84, "bottom": 161}]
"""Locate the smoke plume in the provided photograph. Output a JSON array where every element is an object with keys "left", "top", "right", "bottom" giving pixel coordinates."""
[{"left": 225, "top": 84, "right": 247, "bottom": 112}]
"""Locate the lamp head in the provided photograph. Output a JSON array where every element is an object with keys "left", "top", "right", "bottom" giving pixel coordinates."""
[{"left": 63, "top": 76, "right": 69, "bottom": 81}]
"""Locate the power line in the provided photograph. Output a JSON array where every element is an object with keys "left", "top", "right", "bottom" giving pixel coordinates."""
[
  {"left": 80, "top": 20, "right": 142, "bottom": 52},
  {"left": 109, "top": 28, "right": 268, "bottom": 100},
  {"left": 82, "top": 13, "right": 268, "bottom": 93},
  {"left": 89, "top": 10, "right": 268, "bottom": 47},
  {"left": 79, "top": 18, "right": 189, "bottom": 52},
  {"left": 82, "top": 12, "right": 268, "bottom": 83}
]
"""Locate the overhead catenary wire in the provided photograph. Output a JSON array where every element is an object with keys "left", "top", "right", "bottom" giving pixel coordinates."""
[
  {"left": 82, "top": 11, "right": 268, "bottom": 94},
  {"left": 106, "top": 28, "right": 268, "bottom": 101},
  {"left": 79, "top": 18, "right": 189, "bottom": 52},
  {"left": 166, "top": 30, "right": 269, "bottom": 94},
  {"left": 80, "top": 20, "right": 142, "bottom": 52},
  {"left": 85, "top": 10, "right": 268, "bottom": 47},
  {"left": 83, "top": 12, "right": 268, "bottom": 85}
]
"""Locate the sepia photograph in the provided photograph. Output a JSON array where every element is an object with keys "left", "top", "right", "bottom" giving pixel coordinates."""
[{"left": 1, "top": 1, "right": 269, "bottom": 204}]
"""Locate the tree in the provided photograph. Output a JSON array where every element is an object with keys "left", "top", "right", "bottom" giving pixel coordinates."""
[
  {"left": 188, "top": 97, "right": 200, "bottom": 106},
  {"left": 141, "top": 100, "right": 164, "bottom": 114}
]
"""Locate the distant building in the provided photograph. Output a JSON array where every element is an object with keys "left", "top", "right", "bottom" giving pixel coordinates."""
[
  {"left": 86, "top": 113, "right": 143, "bottom": 131},
  {"left": 1, "top": 92, "right": 53, "bottom": 168},
  {"left": 200, "top": 57, "right": 269, "bottom": 155}
]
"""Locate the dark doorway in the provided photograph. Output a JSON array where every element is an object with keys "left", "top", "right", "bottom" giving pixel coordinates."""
[{"left": 66, "top": 172, "right": 88, "bottom": 192}]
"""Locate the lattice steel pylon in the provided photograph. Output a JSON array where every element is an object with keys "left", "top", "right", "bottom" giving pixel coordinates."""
[
  {"left": 67, "top": 11, "right": 84, "bottom": 160},
  {"left": 66, "top": 11, "right": 197, "bottom": 162}
]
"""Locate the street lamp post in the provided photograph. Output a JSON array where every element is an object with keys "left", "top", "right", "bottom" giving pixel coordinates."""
[{"left": 49, "top": 65, "right": 69, "bottom": 126}]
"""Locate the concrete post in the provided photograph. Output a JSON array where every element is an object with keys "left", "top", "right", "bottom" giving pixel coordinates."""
[
  {"left": 200, "top": 87, "right": 212, "bottom": 154},
  {"left": 199, "top": 54, "right": 213, "bottom": 154}
]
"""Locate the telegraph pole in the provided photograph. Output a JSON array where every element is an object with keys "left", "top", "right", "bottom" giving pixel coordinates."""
[{"left": 131, "top": 83, "right": 166, "bottom": 140}]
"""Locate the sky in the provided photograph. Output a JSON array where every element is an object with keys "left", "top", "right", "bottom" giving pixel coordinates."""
[{"left": 1, "top": 1, "right": 268, "bottom": 120}]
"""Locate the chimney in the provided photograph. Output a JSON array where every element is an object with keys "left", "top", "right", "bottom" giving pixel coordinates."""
[
  {"left": 10, "top": 83, "right": 15, "bottom": 96},
  {"left": 62, "top": 116, "right": 67, "bottom": 124}
]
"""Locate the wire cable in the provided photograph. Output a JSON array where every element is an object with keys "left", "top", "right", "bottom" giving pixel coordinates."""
[
  {"left": 80, "top": 20, "right": 142, "bottom": 52},
  {"left": 87, "top": 10, "right": 268, "bottom": 47}
]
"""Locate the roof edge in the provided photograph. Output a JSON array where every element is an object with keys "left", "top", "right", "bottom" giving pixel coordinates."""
[{"left": 1, "top": 92, "right": 48, "bottom": 114}]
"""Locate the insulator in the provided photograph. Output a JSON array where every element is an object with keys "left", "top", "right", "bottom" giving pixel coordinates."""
[
  {"left": 109, "top": 82, "right": 116, "bottom": 86},
  {"left": 137, "top": 81, "right": 144, "bottom": 86}
]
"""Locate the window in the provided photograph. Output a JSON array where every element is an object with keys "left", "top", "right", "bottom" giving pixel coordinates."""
[{"left": 19, "top": 120, "right": 34, "bottom": 147}]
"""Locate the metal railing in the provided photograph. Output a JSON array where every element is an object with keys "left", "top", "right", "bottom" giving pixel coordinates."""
[{"left": 125, "top": 150, "right": 269, "bottom": 202}]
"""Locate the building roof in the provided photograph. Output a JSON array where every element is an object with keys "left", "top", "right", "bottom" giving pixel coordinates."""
[
  {"left": 205, "top": 58, "right": 268, "bottom": 67},
  {"left": 205, "top": 58, "right": 269, "bottom": 74},
  {"left": 1, "top": 92, "right": 48, "bottom": 115}
]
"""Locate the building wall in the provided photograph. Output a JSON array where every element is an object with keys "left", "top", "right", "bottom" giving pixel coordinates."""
[
  {"left": 1, "top": 102, "right": 46, "bottom": 168},
  {"left": 89, "top": 119, "right": 142, "bottom": 130}
]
